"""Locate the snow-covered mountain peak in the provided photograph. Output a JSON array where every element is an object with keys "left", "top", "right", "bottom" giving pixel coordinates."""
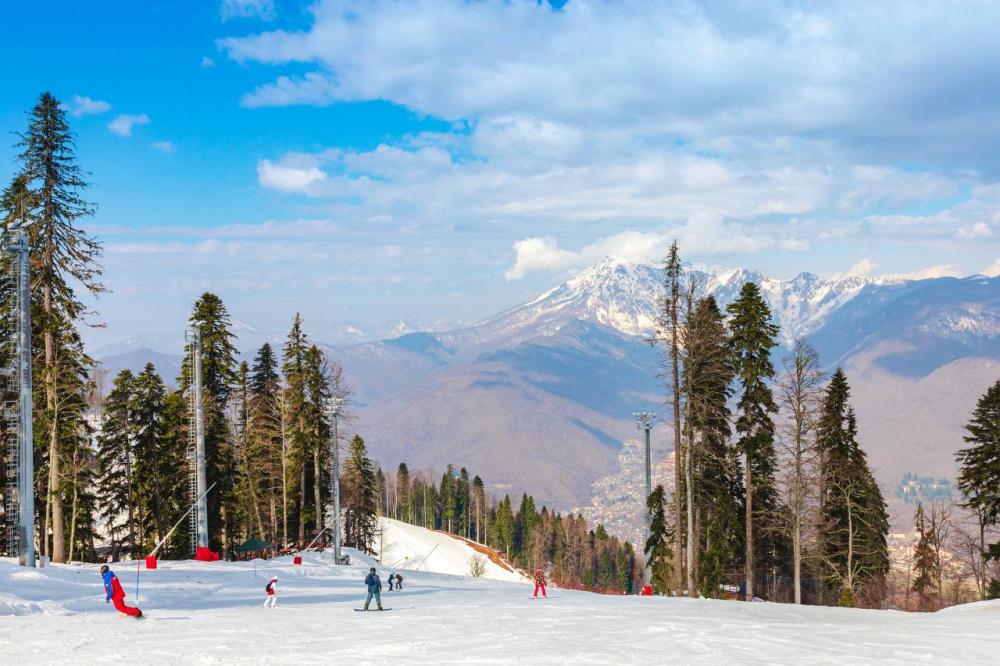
[{"left": 478, "top": 257, "right": 878, "bottom": 346}]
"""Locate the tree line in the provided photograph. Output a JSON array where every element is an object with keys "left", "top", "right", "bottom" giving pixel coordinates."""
[
  {"left": 375, "top": 463, "right": 637, "bottom": 593},
  {"left": 649, "top": 243, "right": 889, "bottom": 607}
]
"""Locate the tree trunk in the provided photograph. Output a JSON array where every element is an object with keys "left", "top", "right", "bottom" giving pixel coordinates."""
[
  {"left": 745, "top": 455, "right": 754, "bottom": 601},
  {"left": 313, "top": 446, "right": 323, "bottom": 533},
  {"left": 685, "top": 430, "right": 695, "bottom": 595},
  {"left": 671, "top": 285, "right": 683, "bottom": 592},
  {"left": 43, "top": 256, "right": 65, "bottom": 563},
  {"left": 298, "top": 463, "right": 306, "bottom": 544},
  {"left": 280, "top": 405, "right": 288, "bottom": 547}
]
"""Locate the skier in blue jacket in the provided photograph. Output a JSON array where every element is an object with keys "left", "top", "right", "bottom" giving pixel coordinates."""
[{"left": 363, "top": 567, "right": 383, "bottom": 611}]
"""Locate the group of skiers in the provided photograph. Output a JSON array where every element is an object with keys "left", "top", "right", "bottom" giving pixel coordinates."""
[{"left": 100, "top": 563, "right": 547, "bottom": 617}]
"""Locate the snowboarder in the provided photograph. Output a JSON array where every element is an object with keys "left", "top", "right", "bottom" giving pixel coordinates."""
[
  {"left": 533, "top": 568, "right": 547, "bottom": 598},
  {"left": 264, "top": 577, "right": 278, "bottom": 608},
  {"left": 394, "top": 573, "right": 403, "bottom": 590},
  {"left": 101, "top": 565, "right": 142, "bottom": 618},
  {"left": 363, "top": 567, "right": 383, "bottom": 611},
  {"left": 387, "top": 573, "right": 395, "bottom": 591}
]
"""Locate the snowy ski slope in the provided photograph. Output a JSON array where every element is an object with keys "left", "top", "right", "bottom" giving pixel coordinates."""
[
  {"left": 375, "top": 517, "right": 528, "bottom": 583},
  {"left": 1, "top": 519, "right": 997, "bottom": 665}
]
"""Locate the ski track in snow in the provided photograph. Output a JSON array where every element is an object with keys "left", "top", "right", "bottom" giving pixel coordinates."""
[{"left": 1, "top": 551, "right": 996, "bottom": 665}]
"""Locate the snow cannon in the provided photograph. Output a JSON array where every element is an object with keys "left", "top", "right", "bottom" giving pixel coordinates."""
[
  {"left": 195, "top": 546, "right": 220, "bottom": 562},
  {"left": 145, "top": 556, "right": 157, "bottom": 570}
]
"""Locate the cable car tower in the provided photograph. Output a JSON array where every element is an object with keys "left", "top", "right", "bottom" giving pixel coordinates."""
[{"left": 1, "top": 228, "right": 35, "bottom": 566}]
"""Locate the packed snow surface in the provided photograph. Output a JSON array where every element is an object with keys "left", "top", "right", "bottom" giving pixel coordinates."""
[
  {"left": 1, "top": 553, "right": 996, "bottom": 665},
  {"left": 375, "top": 517, "right": 527, "bottom": 583}
]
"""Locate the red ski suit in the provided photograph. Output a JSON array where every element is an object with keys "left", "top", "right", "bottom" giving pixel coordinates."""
[
  {"left": 104, "top": 572, "right": 142, "bottom": 617},
  {"left": 533, "top": 571, "right": 547, "bottom": 598}
]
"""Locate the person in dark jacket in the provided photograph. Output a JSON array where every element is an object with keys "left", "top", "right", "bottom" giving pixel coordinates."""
[
  {"left": 363, "top": 567, "right": 383, "bottom": 610},
  {"left": 101, "top": 565, "right": 142, "bottom": 617},
  {"left": 394, "top": 573, "right": 403, "bottom": 590},
  {"left": 387, "top": 573, "right": 396, "bottom": 591}
]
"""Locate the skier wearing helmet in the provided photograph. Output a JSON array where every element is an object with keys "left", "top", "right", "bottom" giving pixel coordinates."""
[{"left": 101, "top": 565, "right": 143, "bottom": 618}]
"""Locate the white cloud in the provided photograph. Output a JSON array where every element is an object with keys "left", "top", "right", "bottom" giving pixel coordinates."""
[
  {"left": 108, "top": 113, "right": 150, "bottom": 137},
  {"left": 505, "top": 237, "right": 580, "bottom": 281},
  {"left": 882, "top": 264, "right": 962, "bottom": 281},
  {"left": 257, "top": 156, "right": 327, "bottom": 193},
  {"left": 982, "top": 259, "right": 1000, "bottom": 277},
  {"left": 201, "top": 56, "right": 216, "bottom": 68},
  {"left": 67, "top": 95, "right": 111, "bottom": 117},
  {"left": 220, "top": 0, "right": 1000, "bottom": 166},
  {"left": 505, "top": 218, "right": 776, "bottom": 280},
  {"left": 846, "top": 258, "right": 878, "bottom": 278},
  {"left": 152, "top": 141, "right": 176, "bottom": 153},
  {"left": 956, "top": 222, "right": 992, "bottom": 239},
  {"left": 221, "top": 0, "right": 274, "bottom": 21}
]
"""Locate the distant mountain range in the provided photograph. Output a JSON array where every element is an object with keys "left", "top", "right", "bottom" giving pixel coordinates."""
[{"left": 96, "top": 258, "right": 1000, "bottom": 533}]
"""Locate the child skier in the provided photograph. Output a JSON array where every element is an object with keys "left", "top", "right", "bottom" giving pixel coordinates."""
[
  {"left": 264, "top": 577, "right": 278, "bottom": 608},
  {"left": 363, "top": 567, "right": 383, "bottom": 611},
  {"left": 387, "top": 573, "right": 396, "bottom": 591},
  {"left": 101, "top": 565, "right": 142, "bottom": 618},
  {"left": 533, "top": 568, "right": 547, "bottom": 598}
]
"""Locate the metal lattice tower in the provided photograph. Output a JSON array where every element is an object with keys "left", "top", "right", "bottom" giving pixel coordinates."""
[
  {"left": 186, "top": 329, "right": 198, "bottom": 555},
  {"left": 1, "top": 230, "right": 34, "bottom": 566},
  {"left": 186, "top": 328, "right": 209, "bottom": 556}
]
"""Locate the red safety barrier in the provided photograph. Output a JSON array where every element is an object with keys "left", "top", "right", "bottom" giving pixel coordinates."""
[
  {"left": 641, "top": 585, "right": 653, "bottom": 596},
  {"left": 293, "top": 555, "right": 302, "bottom": 565},
  {"left": 145, "top": 556, "right": 157, "bottom": 570}
]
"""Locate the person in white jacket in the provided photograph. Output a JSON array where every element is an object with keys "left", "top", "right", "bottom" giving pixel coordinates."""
[{"left": 264, "top": 577, "right": 278, "bottom": 608}]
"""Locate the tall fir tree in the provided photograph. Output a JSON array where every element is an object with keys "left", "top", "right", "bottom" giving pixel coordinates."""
[
  {"left": 683, "top": 294, "right": 737, "bottom": 594},
  {"left": 727, "top": 282, "right": 783, "bottom": 600},
  {"left": 645, "top": 484, "right": 673, "bottom": 594},
  {"left": 179, "top": 293, "right": 237, "bottom": 554},
  {"left": 96, "top": 370, "right": 138, "bottom": 559},
  {"left": 248, "top": 343, "right": 283, "bottom": 546},
  {"left": 281, "top": 314, "right": 311, "bottom": 544},
  {"left": 341, "top": 435, "right": 377, "bottom": 554},
  {"left": 8, "top": 92, "right": 104, "bottom": 563},
  {"left": 817, "top": 369, "right": 889, "bottom": 606},
  {"left": 131, "top": 363, "right": 182, "bottom": 552}
]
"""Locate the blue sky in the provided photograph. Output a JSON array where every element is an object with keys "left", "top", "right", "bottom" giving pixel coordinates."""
[{"left": 3, "top": 0, "right": 1000, "bottom": 350}]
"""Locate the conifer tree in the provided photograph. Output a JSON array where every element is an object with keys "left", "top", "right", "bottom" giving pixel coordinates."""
[
  {"left": 281, "top": 314, "right": 311, "bottom": 543},
  {"left": 341, "top": 435, "right": 377, "bottom": 553},
  {"left": 10, "top": 92, "right": 104, "bottom": 563},
  {"left": 645, "top": 484, "right": 673, "bottom": 594},
  {"left": 683, "top": 293, "right": 736, "bottom": 593},
  {"left": 97, "top": 370, "right": 138, "bottom": 559},
  {"left": 396, "top": 463, "right": 411, "bottom": 522},
  {"left": 249, "top": 343, "right": 282, "bottom": 545},
  {"left": 817, "top": 369, "right": 889, "bottom": 606},
  {"left": 440, "top": 464, "right": 456, "bottom": 533},
  {"left": 956, "top": 379, "right": 1000, "bottom": 567},
  {"left": 131, "top": 363, "right": 181, "bottom": 551},
  {"left": 727, "top": 282, "right": 781, "bottom": 600},
  {"left": 179, "top": 293, "right": 237, "bottom": 553}
]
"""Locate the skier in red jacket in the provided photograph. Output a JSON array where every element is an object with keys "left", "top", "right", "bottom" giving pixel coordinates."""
[
  {"left": 533, "top": 568, "right": 547, "bottom": 598},
  {"left": 102, "top": 565, "right": 142, "bottom": 617}
]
